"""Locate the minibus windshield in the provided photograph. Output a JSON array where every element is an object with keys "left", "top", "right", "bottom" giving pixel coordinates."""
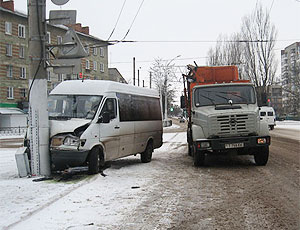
[{"left": 48, "top": 95, "right": 103, "bottom": 120}]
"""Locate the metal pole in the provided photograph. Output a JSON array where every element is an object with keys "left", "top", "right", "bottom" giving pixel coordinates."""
[
  {"left": 28, "top": 0, "right": 50, "bottom": 176},
  {"left": 133, "top": 57, "right": 135, "bottom": 86},
  {"left": 150, "top": 72, "right": 152, "bottom": 89},
  {"left": 138, "top": 68, "right": 140, "bottom": 87},
  {"left": 164, "top": 91, "right": 167, "bottom": 120}
]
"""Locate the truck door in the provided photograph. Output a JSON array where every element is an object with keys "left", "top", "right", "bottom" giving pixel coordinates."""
[{"left": 99, "top": 98, "right": 119, "bottom": 161}]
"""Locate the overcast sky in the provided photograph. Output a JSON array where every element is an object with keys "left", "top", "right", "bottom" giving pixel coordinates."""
[{"left": 15, "top": 0, "right": 300, "bottom": 87}]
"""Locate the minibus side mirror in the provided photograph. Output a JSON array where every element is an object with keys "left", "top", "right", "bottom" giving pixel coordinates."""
[{"left": 98, "top": 112, "right": 110, "bottom": 123}]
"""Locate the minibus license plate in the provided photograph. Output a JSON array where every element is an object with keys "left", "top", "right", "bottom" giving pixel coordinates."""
[{"left": 225, "top": 143, "right": 244, "bottom": 149}]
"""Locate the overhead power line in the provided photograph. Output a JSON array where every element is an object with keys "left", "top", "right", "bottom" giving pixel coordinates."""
[
  {"left": 107, "top": 39, "right": 299, "bottom": 44},
  {"left": 121, "top": 0, "right": 145, "bottom": 41},
  {"left": 111, "top": 56, "right": 207, "bottom": 64},
  {"left": 107, "top": 0, "right": 127, "bottom": 40},
  {"left": 89, "top": 39, "right": 299, "bottom": 48}
]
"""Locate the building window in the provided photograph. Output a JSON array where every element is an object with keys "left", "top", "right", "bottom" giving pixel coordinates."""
[
  {"left": 100, "top": 62, "right": 104, "bottom": 72},
  {"left": 100, "top": 47, "right": 104, "bottom": 57},
  {"left": 58, "top": 73, "right": 64, "bottom": 82},
  {"left": 47, "top": 71, "right": 51, "bottom": 81},
  {"left": 85, "top": 45, "right": 90, "bottom": 55},
  {"left": 85, "top": 60, "right": 90, "bottom": 70},
  {"left": 20, "top": 88, "right": 26, "bottom": 98},
  {"left": 7, "top": 87, "right": 14, "bottom": 99},
  {"left": 93, "top": 47, "right": 97, "bottom": 56},
  {"left": 19, "top": 45, "right": 25, "bottom": 58},
  {"left": 5, "top": 21, "right": 12, "bottom": 35},
  {"left": 57, "top": 36, "right": 62, "bottom": 45},
  {"left": 93, "top": 61, "right": 97, "bottom": 71},
  {"left": 18, "top": 24, "right": 26, "bottom": 38},
  {"left": 46, "top": 32, "right": 51, "bottom": 44},
  {"left": 7, "top": 65, "right": 13, "bottom": 78},
  {"left": 20, "top": 67, "right": 26, "bottom": 79},
  {"left": 6, "top": 44, "right": 12, "bottom": 56}
]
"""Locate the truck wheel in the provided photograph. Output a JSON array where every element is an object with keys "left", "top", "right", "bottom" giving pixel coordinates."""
[
  {"left": 141, "top": 142, "right": 153, "bottom": 163},
  {"left": 88, "top": 148, "right": 104, "bottom": 174},
  {"left": 188, "top": 143, "right": 193, "bottom": 156},
  {"left": 270, "top": 125, "right": 274, "bottom": 130},
  {"left": 254, "top": 146, "right": 269, "bottom": 166},
  {"left": 194, "top": 150, "right": 205, "bottom": 167}
]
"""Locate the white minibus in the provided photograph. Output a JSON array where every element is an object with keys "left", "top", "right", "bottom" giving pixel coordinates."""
[
  {"left": 260, "top": 106, "right": 276, "bottom": 130},
  {"left": 48, "top": 80, "right": 163, "bottom": 174}
]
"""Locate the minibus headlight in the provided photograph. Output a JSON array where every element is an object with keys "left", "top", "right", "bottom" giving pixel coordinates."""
[{"left": 63, "top": 136, "right": 80, "bottom": 146}]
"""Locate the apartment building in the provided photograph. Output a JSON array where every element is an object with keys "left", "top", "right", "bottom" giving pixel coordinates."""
[
  {"left": 0, "top": 0, "right": 110, "bottom": 109},
  {"left": 268, "top": 85, "right": 283, "bottom": 118},
  {"left": 281, "top": 42, "right": 300, "bottom": 118}
]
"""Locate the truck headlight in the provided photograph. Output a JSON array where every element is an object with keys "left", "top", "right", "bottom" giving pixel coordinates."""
[
  {"left": 257, "top": 138, "right": 267, "bottom": 144},
  {"left": 198, "top": 142, "right": 210, "bottom": 148},
  {"left": 63, "top": 135, "right": 80, "bottom": 146}
]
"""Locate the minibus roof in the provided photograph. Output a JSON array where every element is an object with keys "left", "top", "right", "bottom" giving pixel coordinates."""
[{"left": 50, "top": 80, "right": 159, "bottom": 98}]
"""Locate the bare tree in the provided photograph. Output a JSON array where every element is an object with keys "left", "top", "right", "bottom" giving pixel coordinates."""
[
  {"left": 241, "top": 4, "right": 278, "bottom": 104},
  {"left": 207, "top": 34, "right": 246, "bottom": 79},
  {"left": 150, "top": 58, "right": 178, "bottom": 118}
]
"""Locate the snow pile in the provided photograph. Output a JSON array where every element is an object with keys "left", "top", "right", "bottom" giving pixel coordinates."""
[{"left": 275, "top": 120, "right": 300, "bottom": 131}]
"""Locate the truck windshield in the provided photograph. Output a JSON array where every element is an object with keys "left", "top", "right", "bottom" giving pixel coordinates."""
[
  {"left": 48, "top": 95, "right": 103, "bottom": 120},
  {"left": 194, "top": 85, "right": 255, "bottom": 107}
]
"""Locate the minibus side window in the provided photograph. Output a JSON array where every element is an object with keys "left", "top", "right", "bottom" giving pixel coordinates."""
[
  {"left": 260, "top": 112, "right": 266, "bottom": 116},
  {"left": 267, "top": 111, "right": 273, "bottom": 116},
  {"left": 100, "top": 98, "right": 117, "bottom": 120}
]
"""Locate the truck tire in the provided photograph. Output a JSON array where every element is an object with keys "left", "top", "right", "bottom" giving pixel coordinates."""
[
  {"left": 188, "top": 143, "right": 193, "bottom": 156},
  {"left": 270, "top": 125, "right": 274, "bottom": 130},
  {"left": 88, "top": 147, "right": 104, "bottom": 174},
  {"left": 254, "top": 146, "right": 269, "bottom": 166},
  {"left": 194, "top": 150, "right": 205, "bottom": 167},
  {"left": 141, "top": 142, "right": 153, "bottom": 163}
]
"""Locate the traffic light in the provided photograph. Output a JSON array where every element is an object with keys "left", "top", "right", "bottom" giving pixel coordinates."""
[{"left": 79, "top": 72, "right": 83, "bottom": 79}]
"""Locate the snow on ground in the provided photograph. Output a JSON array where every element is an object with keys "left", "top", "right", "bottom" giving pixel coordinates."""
[
  {"left": 275, "top": 120, "right": 300, "bottom": 131},
  {"left": 0, "top": 121, "right": 299, "bottom": 229},
  {"left": 0, "top": 132, "right": 186, "bottom": 230},
  {"left": 163, "top": 123, "right": 180, "bottom": 130},
  {"left": 0, "top": 135, "right": 25, "bottom": 140}
]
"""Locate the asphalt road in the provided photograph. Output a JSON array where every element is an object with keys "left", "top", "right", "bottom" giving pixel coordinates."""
[
  {"left": 7, "top": 119, "right": 300, "bottom": 230},
  {"left": 118, "top": 119, "right": 300, "bottom": 230}
]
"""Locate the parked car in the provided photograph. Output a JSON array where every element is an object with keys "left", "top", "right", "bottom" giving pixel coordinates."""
[{"left": 260, "top": 106, "right": 276, "bottom": 130}]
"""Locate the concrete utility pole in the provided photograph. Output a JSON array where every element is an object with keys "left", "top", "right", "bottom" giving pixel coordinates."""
[{"left": 28, "top": 0, "right": 51, "bottom": 176}]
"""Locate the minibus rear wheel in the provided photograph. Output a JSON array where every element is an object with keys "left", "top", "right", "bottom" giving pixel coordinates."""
[{"left": 141, "top": 142, "right": 153, "bottom": 163}]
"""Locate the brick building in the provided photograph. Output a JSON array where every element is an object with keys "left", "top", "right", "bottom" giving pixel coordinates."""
[{"left": 0, "top": 0, "right": 110, "bottom": 109}]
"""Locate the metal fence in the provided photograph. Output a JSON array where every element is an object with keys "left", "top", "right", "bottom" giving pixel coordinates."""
[{"left": 0, "top": 127, "right": 27, "bottom": 136}]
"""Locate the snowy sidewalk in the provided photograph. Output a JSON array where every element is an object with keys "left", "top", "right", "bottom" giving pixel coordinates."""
[{"left": 0, "top": 131, "right": 184, "bottom": 230}]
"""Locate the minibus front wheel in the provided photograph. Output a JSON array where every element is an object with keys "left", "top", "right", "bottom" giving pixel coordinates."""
[{"left": 88, "top": 147, "right": 104, "bottom": 174}]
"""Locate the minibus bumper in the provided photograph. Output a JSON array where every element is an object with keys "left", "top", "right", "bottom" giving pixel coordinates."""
[{"left": 50, "top": 149, "right": 89, "bottom": 170}]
